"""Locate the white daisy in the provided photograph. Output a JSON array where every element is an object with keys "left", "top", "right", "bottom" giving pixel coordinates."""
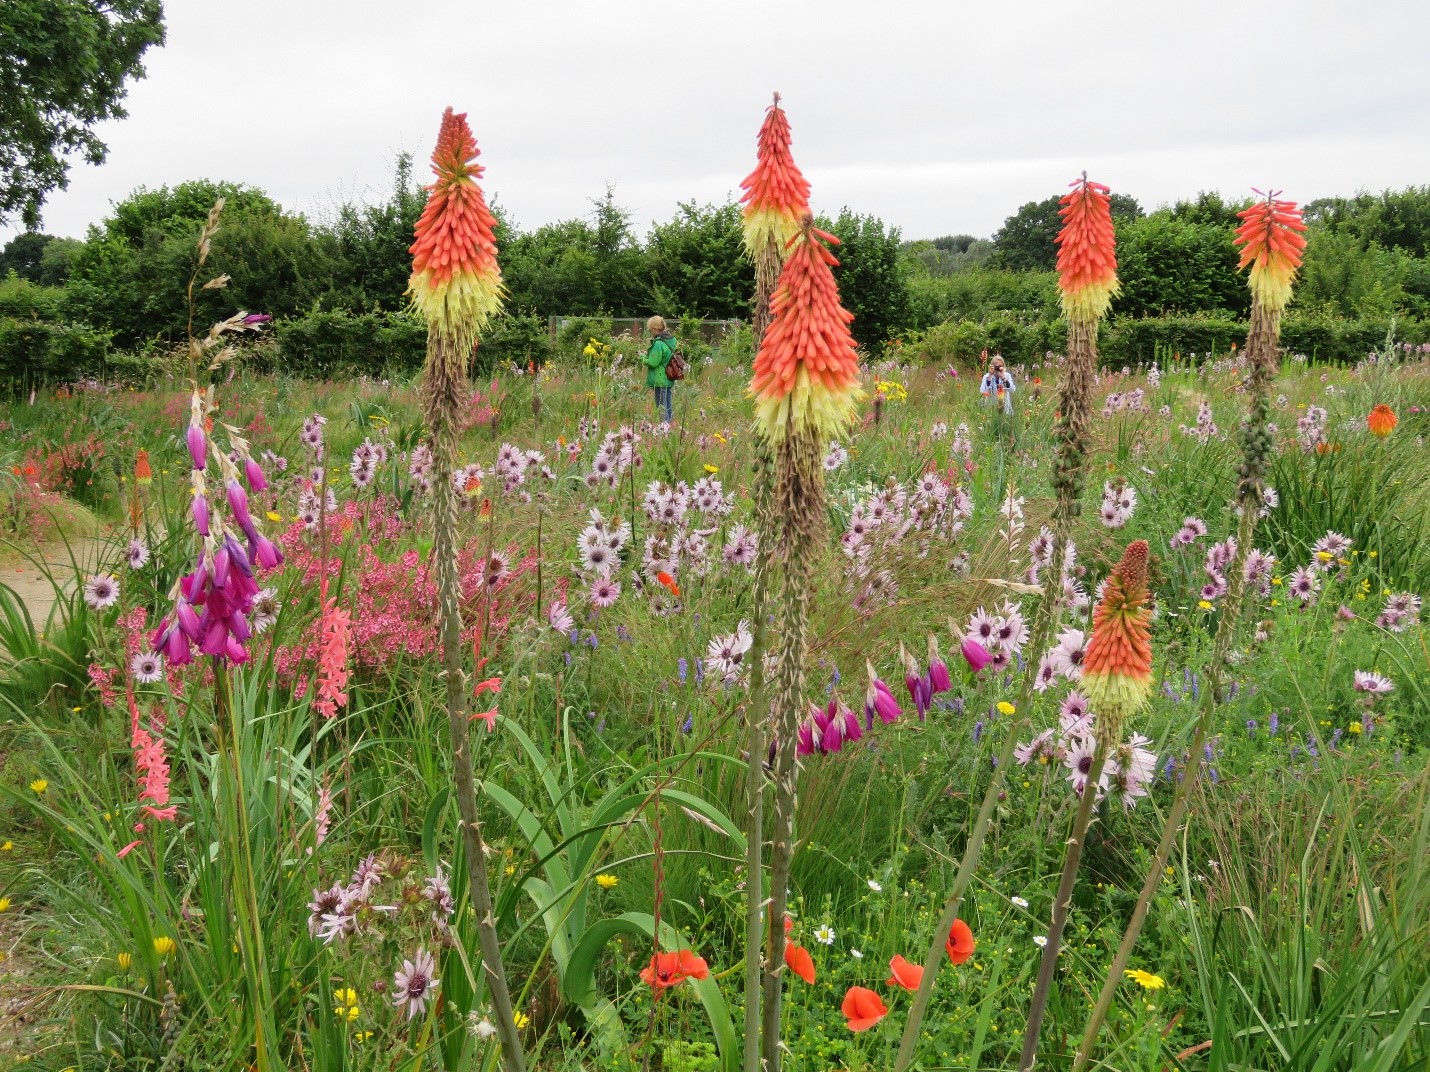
[{"left": 813, "top": 925, "right": 836, "bottom": 946}]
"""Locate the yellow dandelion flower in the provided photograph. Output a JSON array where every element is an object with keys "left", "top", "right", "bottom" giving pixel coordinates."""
[
  {"left": 153, "top": 936, "right": 176, "bottom": 957},
  {"left": 28, "top": 779, "right": 47, "bottom": 794},
  {"left": 504, "top": 864, "right": 516, "bottom": 876},
  {"left": 595, "top": 873, "right": 618, "bottom": 889},
  {"left": 996, "top": 701, "right": 1016, "bottom": 716},
  {"left": 1198, "top": 600, "right": 1214, "bottom": 610},
  {"left": 117, "top": 952, "right": 133, "bottom": 970},
  {"left": 1123, "top": 968, "right": 1166, "bottom": 990},
  {"left": 333, "top": 987, "right": 361, "bottom": 1021},
  {"left": 1, "top": 841, "right": 11, "bottom": 851},
  {"left": 0, "top": 897, "right": 11, "bottom": 912},
  {"left": 266, "top": 511, "right": 282, "bottom": 522},
  {"left": 704, "top": 464, "right": 719, "bottom": 474},
  {"left": 1348, "top": 722, "right": 1363, "bottom": 734},
  {"left": 514, "top": 1011, "right": 531, "bottom": 1030}
]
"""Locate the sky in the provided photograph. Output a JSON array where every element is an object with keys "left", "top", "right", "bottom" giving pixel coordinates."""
[{"left": 8, "top": 0, "right": 1430, "bottom": 245}]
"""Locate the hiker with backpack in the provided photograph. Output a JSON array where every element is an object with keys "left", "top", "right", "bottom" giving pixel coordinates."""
[{"left": 643, "top": 315, "right": 683, "bottom": 423}]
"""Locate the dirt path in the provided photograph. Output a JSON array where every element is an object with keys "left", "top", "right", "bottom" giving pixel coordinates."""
[{"left": 1, "top": 536, "right": 108, "bottom": 627}]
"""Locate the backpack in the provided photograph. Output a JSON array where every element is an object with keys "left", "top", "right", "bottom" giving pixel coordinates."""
[{"left": 665, "top": 346, "right": 687, "bottom": 382}]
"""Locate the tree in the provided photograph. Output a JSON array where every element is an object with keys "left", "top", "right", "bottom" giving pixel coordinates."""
[
  {"left": 1113, "top": 214, "right": 1247, "bottom": 319},
  {"left": 994, "top": 193, "right": 1141, "bottom": 272},
  {"left": 644, "top": 201, "right": 751, "bottom": 319},
  {"left": 65, "top": 179, "right": 333, "bottom": 345},
  {"left": 325, "top": 152, "right": 425, "bottom": 312},
  {"left": 0, "top": 232, "right": 54, "bottom": 282},
  {"left": 823, "top": 208, "right": 911, "bottom": 350},
  {"left": 0, "top": 1, "right": 165, "bottom": 228}
]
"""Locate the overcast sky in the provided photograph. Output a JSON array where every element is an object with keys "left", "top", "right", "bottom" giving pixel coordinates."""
[{"left": 9, "top": 0, "right": 1430, "bottom": 245}]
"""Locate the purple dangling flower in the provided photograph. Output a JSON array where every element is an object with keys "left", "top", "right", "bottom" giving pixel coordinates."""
[
  {"left": 187, "top": 424, "right": 208, "bottom": 470},
  {"left": 243, "top": 456, "right": 268, "bottom": 492},
  {"left": 927, "top": 634, "right": 952, "bottom": 694}
]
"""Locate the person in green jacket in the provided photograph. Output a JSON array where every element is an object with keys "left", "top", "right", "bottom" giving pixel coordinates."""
[{"left": 643, "top": 315, "right": 677, "bottom": 423}]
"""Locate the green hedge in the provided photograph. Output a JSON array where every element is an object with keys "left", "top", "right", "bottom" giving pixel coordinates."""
[
  {"left": 903, "top": 311, "right": 1430, "bottom": 368},
  {"left": 0, "top": 316, "right": 112, "bottom": 387}
]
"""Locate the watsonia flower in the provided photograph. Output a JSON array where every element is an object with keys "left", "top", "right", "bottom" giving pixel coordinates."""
[{"left": 1080, "top": 540, "right": 1153, "bottom": 749}]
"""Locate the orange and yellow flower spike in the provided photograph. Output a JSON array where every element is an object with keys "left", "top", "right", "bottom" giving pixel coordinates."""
[
  {"left": 1082, "top": 540, "right": 1153, "bottom": 746},
  {"left": 1234, "top": 190, "right": 1306, "bottom": 315},
  {"left": 1055, "top": 175, "right": 1120, "bottom": 324},
  {"left": 407, "top": 107, "right": 505, "bottom": 356},
  {"left": 739, "top": 93, "right": 811, "bottom": 260},
  {"left": 749, "top": 219, "right": 864, "bottom": 444}
]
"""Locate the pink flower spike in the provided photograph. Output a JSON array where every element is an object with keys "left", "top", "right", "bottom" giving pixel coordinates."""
[{"left": 961, "top": 637, "right": 991, "bottom": 673}]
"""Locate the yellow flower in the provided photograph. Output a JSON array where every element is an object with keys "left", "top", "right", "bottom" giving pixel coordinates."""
[
  {"left": 0, "top": 897, "right": 11, "bottom": 912},
  {"left": 117, "top": 952, "right": 133, "bottom": 970},
  {"left": 713, "top": 432, "right": 728, "bottom": 444},
  {"left": 703, "top": 464, "right": 719, "bottom": 474},
  {"left": 1197, "top": 600, "right": 1214, "bottom": 610},
  {"left": 1123, "top": 968, "right": 1166, "bottom": 990},
  {"left": 1271, "top": 576, "right": 1283, "bottom": 586},
  {"left": 996, "top": 701, "right": 1016, "bottom": 716},
  {"left": 504, "top": 864, "right": 516, "bottom": 876},
  {"left": 266, "top": 511, "right": 282, "bottom": 522},
  {"left": 595, "top": 873, "right": 618, "bottom": 889},
  {"left": 153, "top": 936, "right": 176, "bottom": 957},
  {"left": 28, "top": 779, "right": 47, "bottom": 794},
  {"left": 1316, "top": 551, "right": 1333, "bottom": 562},
  {"left": 333, "top": 987, "right": 361, "bottom": 1021},
  {"left": 1, "top": 841, "right": 11, "bottom": 851},
  {"left": 354, "top": 1030, "right": 374, "bottom": 1043},
  {"left": 1348, "top": 722, "right": 1363, "bottom": 735},
  {"left": 514, "top": 1011, "right": 531, "bottom": 1030}
]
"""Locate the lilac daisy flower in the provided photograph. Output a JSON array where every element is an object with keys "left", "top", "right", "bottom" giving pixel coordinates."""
[
  {"left": 84, "top": 573, "right": 120, "bottom": 610},
  {"left": 588, "top": 577, "right": 621, "bottom": 609},
  {"left": 126, "top": 539, "right": 150, "bottom": 570},
  {"left": 392, "top": 948, "right": 440, "bottom": 1020},
  {"left": 130, "top": 650, "right": 164, "bottom": 684}
]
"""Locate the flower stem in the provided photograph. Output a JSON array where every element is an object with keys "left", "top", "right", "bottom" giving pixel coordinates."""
[
  {"left": 1018, "top": 743, "right": 1109, "bottom": 1072},
  {"left": 742, "top": 445, "right": 775, "bottom": 1072},
  {"left": 429, "top": 345, "right": 526, "bottom": 1072}
]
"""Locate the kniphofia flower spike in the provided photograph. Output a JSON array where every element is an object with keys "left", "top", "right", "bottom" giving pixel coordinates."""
[
  {"left": 1056, "top": 174, "right": 1120, "bottom": 324},
  {"left": 1234, "top": 191, "right": 1306, "bottom": 315}
]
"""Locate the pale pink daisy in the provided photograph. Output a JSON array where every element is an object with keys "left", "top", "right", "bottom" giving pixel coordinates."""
[
  {"left": 84, "top": 573, "right": 120, "bottom": 610},
  {"left": 1353, "top": 670, "right": 1393, "bottom": 695},
  {"left": 392, "top": 948, "right": 440, "bottom": 1020}
]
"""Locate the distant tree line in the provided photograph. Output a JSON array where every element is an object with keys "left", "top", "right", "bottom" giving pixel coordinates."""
[{"left": 3, "top": 163, "right": 1429, "bottom": 383}]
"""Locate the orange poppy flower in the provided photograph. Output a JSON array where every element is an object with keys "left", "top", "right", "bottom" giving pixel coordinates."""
[
  {"left": 640, "top": 949, "right": 710, "bottom": 991},
  {"left": 886, "top": 954, "right": 923, "bottom": 990},
  {"left": 656, "top": 570, "right": 681, "bottom": 597},
  {"left": 1368, "top": 404, "right": 1397, "bottom": 439},
  {"left": 785, "top": 941, "right": 815, "bottom": 984},
  {"left": 946, "top": 919, "right": 975, "bottom": 964},
  {"left": 840, "top": 986, "right": 887, "bottom": 1032}
]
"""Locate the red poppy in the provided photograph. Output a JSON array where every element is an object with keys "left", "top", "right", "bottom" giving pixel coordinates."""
[
  {"left": 886, "top": 954, "right": 923, "bottom": 990},
  {"left": 946, "top": 919, "right": 975, "bottom": 964},
  {"left": 656, "top": 570, "right": 681, "bottom": 597},
  {"left": 841, "top": 986, "right": 887, "bottom": 1032},
  {"left": 640, "top": 949, "right": 709, "bottom": 991},
  {"left": 785, "top": 941, "right": 815, "bottom": 984}
]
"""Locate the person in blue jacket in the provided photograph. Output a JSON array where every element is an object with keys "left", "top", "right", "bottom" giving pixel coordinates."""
[{"left": 979, "top": 352, "right": 1015, "bottom": 415}]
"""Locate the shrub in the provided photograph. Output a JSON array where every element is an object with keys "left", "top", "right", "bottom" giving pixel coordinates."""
[
  {"left": 0, "top": 316, "right": 112, "bottom": 387},
  {"left": 274, "top": 308, "right": 426, "bottom": 377}
]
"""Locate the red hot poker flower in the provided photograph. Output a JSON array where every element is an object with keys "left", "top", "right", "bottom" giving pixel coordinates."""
[
  {"left": 1081, "top": 540, "right": 1153, "bottom": 741},
  {"left": 748, "top": 220, "right": 864, "bottom": 443},
  {"left": 1234, "top": 191, "right": 1306, "bottom": 315},
  {"left": 407, "top": 108, "right": 505, "bottom": 354},
  {"left": 739, "top": 93, "right": 812, "bottom": 258},
  {"left": 1056, "top": 175, "right": 1120, "bottom": 324}
]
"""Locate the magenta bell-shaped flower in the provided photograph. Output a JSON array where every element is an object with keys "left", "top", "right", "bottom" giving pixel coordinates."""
[
  {"left": 226, "top": 478, "right": 253, "bottom": 531},
  {"left": 927, "top": 635, "right": 952, "bottom": 693},
  {"left": 243, "top": 457, "right": 268, "bottom": 492},
  {"left": 796, "top": 721, "right": 816, "bottom": 757},
  {"left": 186, "top": 424, "right": 207, "bottom": 470},
  {"left": 249, "top": 532, "right": 283, "bottom": 570},
  {"left": 192, "top": 492, "right": 210, "bottom": 537},
  {"left": 864, "top": 661, "right": 903, "bottom": 728},
  {"left": 961, "top": 636, "right": 992, "bottom": 673}
]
